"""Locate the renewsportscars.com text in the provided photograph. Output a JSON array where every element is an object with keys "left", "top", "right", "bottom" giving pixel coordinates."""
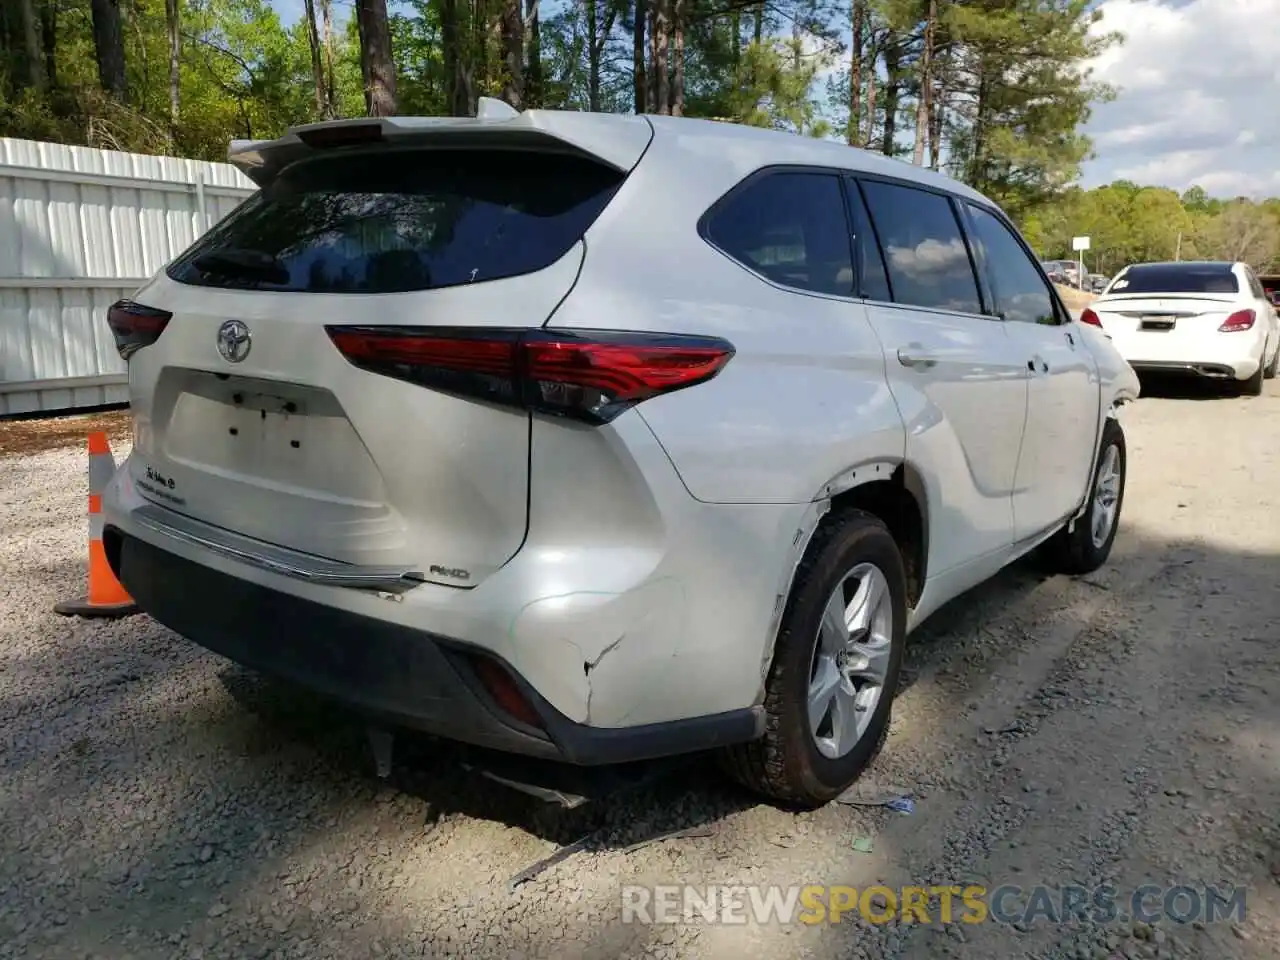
[{"left": 620, "top": 883, "right": 1247, "bottom": 926}]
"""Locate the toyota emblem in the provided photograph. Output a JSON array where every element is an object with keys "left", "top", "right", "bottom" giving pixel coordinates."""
[{"left": 216, "top": 320, "right": 252, "bottom": 363}]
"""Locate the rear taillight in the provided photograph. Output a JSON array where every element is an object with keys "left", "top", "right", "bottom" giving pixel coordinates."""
[
  {"left": 1219, "top": 309, "right": 1255, "bottom": 333},
  {"left": 324, "top": 326, "right": 736, "bottom": 425},
  {"left": 106, "top": 300, "right": 173, "bottom": 359},
  {"left": 468, "top": 655, "right": 545, "bottom": 730},
  {"left": 1079, "top": 308, "right": 1102, "bottom": 328}
]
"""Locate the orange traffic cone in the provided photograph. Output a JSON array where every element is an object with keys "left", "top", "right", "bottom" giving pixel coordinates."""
[{"left": 53, "top": 431, "right": 140, "bottom": 619}]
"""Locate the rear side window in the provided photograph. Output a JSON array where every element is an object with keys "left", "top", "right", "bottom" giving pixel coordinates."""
[
  {"left": 858, "top": 180, "right": 983, "bottom": 314},
  {"left": 965, "top": 204, "right": 1058, "bottom": 325},
  {"left": 704, "top": 172, "right": 854, "bottom": 297},
  {"left": 1110, "top": 264, "right": 1240, "bottom": 296},
  {"left": 166, "top": 149, "right": 624, "bottom": 293}
]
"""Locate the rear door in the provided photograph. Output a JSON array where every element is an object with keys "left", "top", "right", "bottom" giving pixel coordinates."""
[
  {"left": 853, "top": 177, "right": 1026, "bottom": 575},
  {"left": 962, "top": 202, "right": 1099, "bottom": 541},
  {"left": 122, "top": 141, "right": 638, "bottom": 585}
]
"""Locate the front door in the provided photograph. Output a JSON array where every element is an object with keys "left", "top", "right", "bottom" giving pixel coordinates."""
[{"left": 963, "top": 203, "right": 1100, "bottom": 541}]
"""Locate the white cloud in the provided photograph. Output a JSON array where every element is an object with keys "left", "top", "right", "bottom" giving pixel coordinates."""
[
  {"left": 887, "top": 236, "right": 970, "bottom": 277},
  {"left": 1081, "top": 0, "right": 1280, "bottom": 198}
]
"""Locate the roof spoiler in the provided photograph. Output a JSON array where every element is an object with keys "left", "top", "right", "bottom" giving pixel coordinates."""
[{"left": 227, "top": 103, "right": 653, "bottom": 187}]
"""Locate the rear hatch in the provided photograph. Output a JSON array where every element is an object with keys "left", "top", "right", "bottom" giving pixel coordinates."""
[{"left": 118, "top": 116, "right": 652, "bottom": 586}]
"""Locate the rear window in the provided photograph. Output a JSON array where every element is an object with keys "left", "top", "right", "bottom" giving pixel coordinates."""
[
  {"left": 1109, "top": 264, "right": 1239, "bottom": 296},
  {"left": 167, "top": 148, "right": 625, "bottom": 293}
]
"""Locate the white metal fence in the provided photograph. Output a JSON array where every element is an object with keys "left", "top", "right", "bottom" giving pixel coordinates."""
[{"left": 0, "top": 137, "right": 256, "bottom": 416}]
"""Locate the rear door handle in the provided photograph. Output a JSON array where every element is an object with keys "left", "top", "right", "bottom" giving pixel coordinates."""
[
  {"left": 897, "top": 347, "right": 938, "bottom": 370},
  {"left": 1028, "top": 356, "right": 1049, "bottom": 374}
]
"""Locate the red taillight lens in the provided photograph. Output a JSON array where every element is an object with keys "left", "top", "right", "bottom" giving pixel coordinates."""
[
  {"left": 1079, "top": 308, "right": 1102, "bottom": 328},
  {"left": 523, "top": 335, "right": 734, "bottom": 415},
  {"left": 469, "top": 655, "right": 545, "bottom": 730},
  {"left": 1219, "top": 309, "right": 1255, "bottom": 333},
  {"left": 106, "top": 300, "right": 173, "bottom": 359},
  {"left": 324, "top": 326, "right": 736, "bottom": 424}
]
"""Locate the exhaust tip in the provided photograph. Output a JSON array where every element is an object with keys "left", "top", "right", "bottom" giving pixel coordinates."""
[{"left": 1196, "top": 365, "right": 1232, "bottom": 379}]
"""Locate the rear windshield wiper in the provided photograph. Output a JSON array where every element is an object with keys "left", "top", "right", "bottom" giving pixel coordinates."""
[{"left": 192, "top": 248, "right": 289, "bottom": 285}]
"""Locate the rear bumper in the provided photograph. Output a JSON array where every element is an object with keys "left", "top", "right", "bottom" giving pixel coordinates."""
[
  {"left": 1113, "top": 333, "right": 1264, "bottom": 381},
  {"left": 105, "top": 527, "right": 763, "bottom": 765}
]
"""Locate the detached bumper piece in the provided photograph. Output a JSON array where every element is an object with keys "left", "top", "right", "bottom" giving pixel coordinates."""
[{"left": 104, "top": 528, "right": 761, "bottom": 766}]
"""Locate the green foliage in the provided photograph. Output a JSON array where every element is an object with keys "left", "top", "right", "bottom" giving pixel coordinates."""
[
  {"left": 1030, "top": 183, "right": 1280, "bottom": 275},
  {"left": 389, "top": 2, "right": 448, "bottom": 115},
  {"left": 726, "top": 38, "right": 836, "bottom": 136},
  {"left": 0, "top": 0, "right": 368, "bottom": 158},
  {"left": 943, "top": 0, "right": 1119, "bottom": 216}
]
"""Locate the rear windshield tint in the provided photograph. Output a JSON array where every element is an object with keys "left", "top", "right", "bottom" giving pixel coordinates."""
[
  {"left": 1110, "top": 264, "right": 1239, "bottom": 295},
  {"left": 167, "top": 148, "right": 625, "bottom": 293}
]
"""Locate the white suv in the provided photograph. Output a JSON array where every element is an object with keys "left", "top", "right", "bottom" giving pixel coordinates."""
[{"left": 102, "top": 106, "right": 1140, "bottom": 806}]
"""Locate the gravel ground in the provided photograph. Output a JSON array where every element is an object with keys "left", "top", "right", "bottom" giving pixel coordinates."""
[{"left": 2, "top": 378, "right": 1279, "bottom": 960}]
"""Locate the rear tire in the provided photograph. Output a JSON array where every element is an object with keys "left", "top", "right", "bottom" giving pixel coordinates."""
[
  {"left": 1264, "top": 342, "right": 1279, "bottom": 380},
  {"left": 1241, "top": 362, "right": 1265, "bottom": 396},
  {"left": 721, "top": 509, "right": 907, "bottom": 808},
  {"left": 1041, "top": 416, "right": 1126, "bottom": 576}
]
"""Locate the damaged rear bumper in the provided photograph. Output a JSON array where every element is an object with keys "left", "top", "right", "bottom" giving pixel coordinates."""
[{"left": 105, "top": 527, "right": 763, "bottom": 765}]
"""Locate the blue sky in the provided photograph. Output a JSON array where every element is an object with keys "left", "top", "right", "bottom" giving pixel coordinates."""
[
  {"left": 269, "top": 0, "right": 1280, "bottom": 198},
  {"left": 273, "top": 0, "right": 307, "bottom": 26}
]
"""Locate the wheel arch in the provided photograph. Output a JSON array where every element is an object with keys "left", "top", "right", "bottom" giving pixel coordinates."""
[
  {"left": 1071, "top": 398, "right": 1130, "bottom": 526},
  {"left": 827, "top": 465, "right": 928, "bottom": 607},
  {"left": 758, "top": 461, "right": 929, "bottom": 692},
  {"left": 814, "top": 459, "right": 928, "bottom": 607}
]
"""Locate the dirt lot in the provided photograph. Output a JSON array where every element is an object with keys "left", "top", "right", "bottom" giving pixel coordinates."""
[
  {"left": 2, "top": 381, "right": 1278, "bottom": 960},
  {"left": 1055, "top": 283, "right": 1098, "bottom": 311},
  {"left": 0, "top": 409, "right": 131, "bottom": 457}
]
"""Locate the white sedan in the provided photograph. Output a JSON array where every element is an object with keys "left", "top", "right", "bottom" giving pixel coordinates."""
[{"left": 1081, "top": 260, "right": 1280, "bottom": 395}]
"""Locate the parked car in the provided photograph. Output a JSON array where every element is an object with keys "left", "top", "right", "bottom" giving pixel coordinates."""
[
  {"left": 1043, "top": 259, "right": 1081, "bottom": 286},
  {"left": 1041, "top": 262, "right": 1068, "bottom": 285},
  {"left": 1089, "top": 273, "right": 1110, "bottom": 294},
  {"left": 1081, "top": 260, "right": 1280, "bottom": 396},
  {"left": 102, "top": 105, "right": 1141, "bottom": 807},
  {"left": 1260, "top": 274, "right": 1280, "bottom": 306}
]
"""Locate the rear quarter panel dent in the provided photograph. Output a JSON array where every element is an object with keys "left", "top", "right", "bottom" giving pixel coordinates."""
[
  {"left": 512, "top": 411, "right": 808, "bottom": 726},
  {"left": 507, "top": 576, "right": 688, "bottom": 726}
]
